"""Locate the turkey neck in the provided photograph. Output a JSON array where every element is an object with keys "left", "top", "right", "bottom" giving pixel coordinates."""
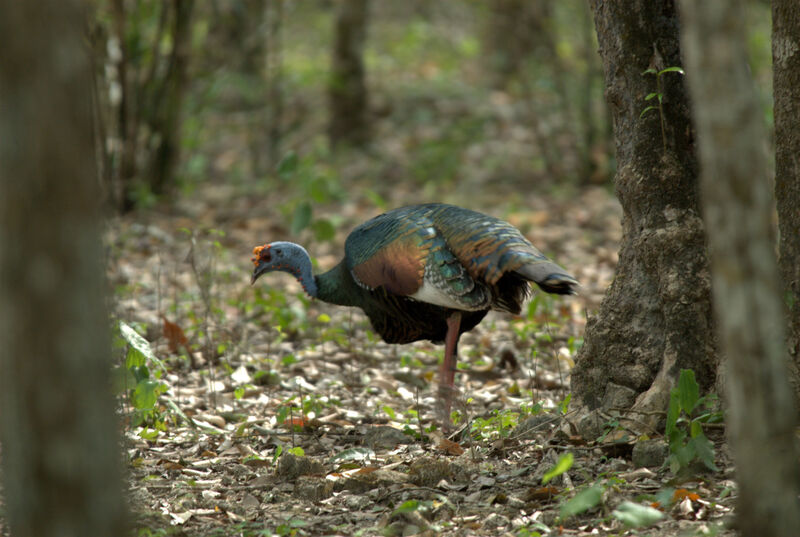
[{"left": 314, "top": 261, "right": 362, "bottom": 307}]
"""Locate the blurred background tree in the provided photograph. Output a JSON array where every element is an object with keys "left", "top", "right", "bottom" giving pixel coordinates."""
[
  {"left": 86, "top": 0, "right": 633, "bottom": 215},
  {"left": 329, "top": 0, "right": 370, "bottom": 148},
  {"left": 85, "top": 0, "right": 779, "bottom": 216},
  {"left": 89, "top": 0, "right": 195, "bottom": 212}
]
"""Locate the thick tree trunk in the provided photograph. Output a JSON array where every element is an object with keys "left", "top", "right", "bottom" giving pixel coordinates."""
[
  {"left": 328, "top": 0, "right": 369, "bottom": 148},
  {"left": 0, "top": 1, "right": 127, "bottom": 536},
  {"left": 773, "top": 0, "right": 800, "bottom": 396},
  {"left": 680, "top": 2, "right": 800, "bottom": 535},
  {"left": 572, "top": 0, "right": 715, "bottom": 435}
]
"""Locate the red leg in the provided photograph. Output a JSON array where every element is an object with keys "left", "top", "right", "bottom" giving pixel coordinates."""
[{"left": 438, "top": 311, "right": 462, "bottom": 421}]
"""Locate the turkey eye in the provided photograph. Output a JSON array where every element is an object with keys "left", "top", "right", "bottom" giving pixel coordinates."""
[{"left": 275, "top": 249, "right": 282, "bottom": 255}]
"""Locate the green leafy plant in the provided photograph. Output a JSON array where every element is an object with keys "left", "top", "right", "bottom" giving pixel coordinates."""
[
  {"left": 470, "top": 409, "right": 519, "bottom": 441},
  {"left": 640, "top": 66, "right": 685, "bottom": 152},
  {"left": 275, "top": 150, "right": 343, "bottom": 242},
  {"left": 114, "top": 321, "right": 169, "bottom": 436},
  {"left": 251, "top": 287, "right": 310, "bottom": 337},
  {"left": 665, "top": 369, "right": 721, "bottom": 473}
]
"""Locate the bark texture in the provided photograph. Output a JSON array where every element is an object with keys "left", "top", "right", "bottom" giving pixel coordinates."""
[
  {"left": 572, "top": 0, "right": 715, "bottom": 434},
  {"left": 773, "top": 0, "right": 800, "bottom": 390},
  {"left": 0, "top": 1, "right": 127, "bottom": 535},
  {"left": 328, "top": 0, "right": 369, "bottom": 147},
  {"left": 680, "top": 2, "right": 800, "bottom": 534}
]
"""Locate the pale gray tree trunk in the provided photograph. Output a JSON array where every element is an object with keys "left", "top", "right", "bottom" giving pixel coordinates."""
[
  {"left": 0, "top": 1, "right": 127, "bottom": 535},
  {"left": 680, "top": 1, "right": 800, "bottom": 535},
  {"left": 773, "top": 0, "right": 800, "bottom": 396},
  {"left": 572, "top": 0, "right": 715, "bottom": 436}
]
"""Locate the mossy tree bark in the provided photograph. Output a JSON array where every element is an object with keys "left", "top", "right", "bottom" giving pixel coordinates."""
[
  {"left": 328, "top": 0, "right": 369, "bottom": 148},
  {"left": 0, "top": 1, "right": 127, "bottom": 535},
  {"left": 572, "top": 0, "right": 715, "bottom": 436},
  {"left": 773, "top": 0, "right": 800, "bottom": 396},
  {"left": 680, "top": 1, "right": 800, "bottom": 534}
]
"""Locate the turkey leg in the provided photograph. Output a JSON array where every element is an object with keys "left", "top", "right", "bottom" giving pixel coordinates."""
[{"left": 438, "top": 311, "right": 462, "bottom": 420}]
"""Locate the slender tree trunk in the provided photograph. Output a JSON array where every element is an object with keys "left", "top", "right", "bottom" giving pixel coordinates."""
[
  {"left": 773, "top": 0, "right": 800, "bottom": 396},
  {"left": 572, "top": 0, "right": 715, "bottom": 435},
  {"left": 680, "top": 2, "right": 800, "bottom": 535},
  {"left": 329, "top": 0, "right": 369, "bottom": 148},
  {"left": 148, "top": 0, "right": 194, "bottom": 195},
  {"left": 483, "top": 0, "right": 552, "bottom": 89},
  {"left": 110, "top": 0, "right": 139, "bottom": 212},
  {"left": 261, "top": 0, "right": 284, "bottom": 172},
  {"left": 0, "top": 1, "right": 127, "bottom": 535}
]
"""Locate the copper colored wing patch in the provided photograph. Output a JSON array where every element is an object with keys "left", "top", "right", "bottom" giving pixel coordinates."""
[{"left": 351, "top": 240, "right": 425, "bottom": 296}]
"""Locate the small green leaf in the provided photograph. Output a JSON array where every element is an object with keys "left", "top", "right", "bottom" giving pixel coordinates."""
[
  {"left": 234, "top": 386, "right": 245, "bottom": 400},
  {"left": 392, "top": 500, "right": 420, "bottom": 516},
  {"left": 312, "top": 218, "right": 336, "bottom": 242},
  {"left": 645, "top": 92, "right": 659, "bottom": 101},
  {"left": 291, "top": 201, "right": 312, "bottom": 235},
  {"left": 559, "top": 394, "right": 572, "bottom": 415},
  {"left": 611, "top": 501, "right": 664, "bottom": 528},
  {"left": 560, "top": 483, "right": 604, "bottom": 518},
  {"left": 659, "top": 66, "right": 685, "bottom": 75},
  {"left": 125, "top": 347, "right": 146, "bottom": 369},
  {"left": 276, "top": 151, "right": 298, "bottom": 180},
  {"left": 317, "top": 313, "right": 331, "bottom": 323},
  {"left": 119, "top": 322, "right": 161, "bottom": 368},
  {"left": 542, "top": 452, "right": 574, "bottom": 485},
  {"left": 689, "top": 434, "right": 718, "bottom": 471},
  {"left": 139, "top": 428, "right": 159, "bottom": 440},
  {"left": 639, "top": 105, "right": 658, "bottom": 118},
  {"left": 132, "top": 379, "right": 162, "bottom": 410},
  {"left": 276, "top": 405, "right": 290, "bottom": 425},
  {"left": 309, "top": 176, "right": 331, "bottom": 203},
  {"left": 288, "top": 446, "right": 305, "bottom": 456},
  {"left": 666, "top": 389, "right": 681, "bottom": 439},
  {"left": 690, "top": 420, "right": 703, "bottom": 438},
  {"left": 678, "top": 369, "right": 699, "bottom": 414},
  {"left": 382, "top": 405, "right": 396, "bottom": 420},
  {"left": 642, "top": 68, "right": 658, "bottom": 75}
]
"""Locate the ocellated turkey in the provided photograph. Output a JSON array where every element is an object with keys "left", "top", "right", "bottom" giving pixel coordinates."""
[{"left": 251, "top": 203, "right": 578, "bottom": 417}]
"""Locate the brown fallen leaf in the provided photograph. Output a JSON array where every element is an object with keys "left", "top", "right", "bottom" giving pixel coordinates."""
[
  {"left": 161, "top": 314, "right": 189, "bottom": 354},
  {"left": 525, "top": 486, "right": 560, "bottom": 502},
  {"left": 673, "top": 488, "right": 701, "bottom": 502},
  {"left": 158, "top": 459, "right": 185, "bottom": 471},
  {"left": 438, "top": 437, "right": 465, "bottom": 456},
  {"left": 354, "top": 466, "right": 379, "bottom": 475}
]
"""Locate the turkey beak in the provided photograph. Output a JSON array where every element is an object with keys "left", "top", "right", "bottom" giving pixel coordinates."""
[{"left": 251, "top": 261, "right": 267, "bottom": 285}]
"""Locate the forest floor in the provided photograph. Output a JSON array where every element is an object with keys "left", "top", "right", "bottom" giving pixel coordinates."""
[{"left": 108, "top": 180, "right": 737, "bottom": 537}]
